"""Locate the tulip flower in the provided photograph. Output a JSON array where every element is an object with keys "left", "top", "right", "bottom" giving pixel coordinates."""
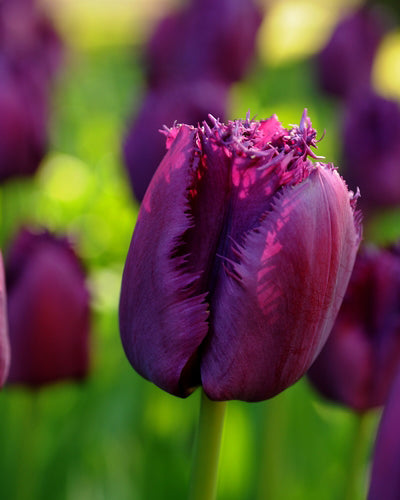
[
  {"left": 145, "top": 0, "right": 262, "bottom": 88},
  {"left": 123, "top": 80, "right": 229, "bottom": 202},
  {"left": 0, "top": 253, "right": 10, "bottom": 387},
  {"left": 0, "top": 0, "right": 63, "bottom": 82},
  {"left": 0, "top": 0, "right": 62, "bottom": 182},
  {"left": 315, "top": 6, "right": 388, "bottom": 99},
  {"left": 308, "top": 244, "right": 400, "bottom": 412},
  {"left": 342, "top": 91, "right": 400, "bottom": 211},
  {"left": 6, "top": 228, "right": 90, "bottom": 387},
  {"left": 0, "top": 60, "right": 47, "bottom": 182},
  {"left": 119, "top": 111, "right": 362, "bottom": 402},
  {"left": 368, "top": 367, "right": 400, "bottom": 500}
]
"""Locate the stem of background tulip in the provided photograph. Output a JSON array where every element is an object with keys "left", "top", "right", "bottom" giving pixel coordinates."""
[
  {"left": 343, "top": 412, "right": 370, "bottom": 500},
  {"left": 189, "top": 389, "right": 227, "bottom": 500},
  {"left": 15, "top": 393, "right": 40, "bottom": 500}
]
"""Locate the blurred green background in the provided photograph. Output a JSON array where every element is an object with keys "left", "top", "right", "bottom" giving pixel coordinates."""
[{"left": 1, "top": 0, "right": 400, "bottom": 499}]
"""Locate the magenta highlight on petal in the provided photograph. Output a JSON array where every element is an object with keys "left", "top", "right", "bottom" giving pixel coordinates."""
[
  {"left": 119, "top": 110, "right": 362, "bottom": 402},
  {"left": 6, "top": 227, "right": 91, "bottom": 388},
  {"left": 308, "top": 243, "right": 400, "bottom": 412}
]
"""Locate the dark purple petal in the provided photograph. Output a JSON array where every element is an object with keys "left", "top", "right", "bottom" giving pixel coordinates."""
[
  {"left": 6, "top": 228, "right": 90, "bottom": 387},
  {"left": 308, "top": 244, "right": 400, "bottom": 411},
  {"left": 202, "top": 166, "right": 360, "bottom": 401},
  {"left": 120, "top": 125, "right": 231, "bottom": 397},
  {"left": 0, "top": 254, "right": 10, "bottom": 387},
  {"left": 368, "top": 368, "right": 400, "bottom": 500}
]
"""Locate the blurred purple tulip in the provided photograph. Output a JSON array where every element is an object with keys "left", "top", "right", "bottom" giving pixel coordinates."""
[
  {"left": 342, "top": 91, "right": 400, "bottom": 211},
  {"left": 0, "top": 0, "right": 63, "bottom": 81},
  {"left": 145, "top": 0, "right": 262, "bottom": 88},
  {"left": 0, "top": 0, "right": 62, "bottom": 183},
  {"left": 0, "top": 59, "right": 47, "bottom": 182},
  {"left": 0, "top": 253, "right": 10, "bottom": 388},
  {"left": 6, "top": 228, "right": 90, "bottom": 388},
  {"left": 123, "top": 80, "right": 229, "bottom": 202},
  {"left": 316, "top": 6, "right": 388, "bottom": 99},
  {"left": 368, "top": 367, "right": 400, "bottom": 500},
  {"left": 119, "top": 112, "right": 361, "bottom": 402},
  {"left": 308, "top": 244, "right": 400, "bottom": 412}
]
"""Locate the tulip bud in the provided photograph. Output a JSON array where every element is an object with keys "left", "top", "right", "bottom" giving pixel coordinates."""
[
  {"left": 368, "top": 367, "right": 400, "bottom": 500},
  {"left": 0, "top": 0, "right": 63, "bottom": 183},
  {"left": 6, "top": 228, "right": 90, "bottom": 387},
  {"left": 316, "top": 6, "right": 388, "bottom": 99},
  {"left": 0, "top": 61, "right": 47, "bottom": 182},
  {"left": 0, "top": 253, "right": 10, "bottom": 387},
  {"left": 145, "top": 0, "right": 262, "bottom": 88},
  {"left": 308, "top": 244, "right": 400, "bottom": 412},
  {"left": 342, "top": 91, "right": 400, "bottom": 211},
  {"left": 120, "top": 111, "right": 362, "bottom": 402}
]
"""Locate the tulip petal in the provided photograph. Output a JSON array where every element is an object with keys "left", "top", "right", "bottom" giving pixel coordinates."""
[
  {"left": 120, "top": 125, "right": 230, "bottom": 397},
  {"left": 201, "top": 165, "right": 360, "bottom": 401},
  {"left": 0, "top": 254, "right": 9, "bottom": 387},
  {"left": 368, "top": 368, "right": 400, "bottom": 500}
]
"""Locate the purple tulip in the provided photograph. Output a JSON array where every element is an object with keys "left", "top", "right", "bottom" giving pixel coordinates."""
[
  {"left": 368, "top": 367, "right": 400, "bottom": 500},
  {"left": 145, "top": 0, "right": 262, "bottom": 88},
  {"left": 6, "top": 228, "right": 90, "bottom": 388},
  {"left": 0, "top": 0, "right": 62, "bottom": 183},
  {"left": 123, "top": 80, "right": 229, "bottom": 202},
  {"left": 316, "top": 6, "right": 388, "bottom": 99},
  {"left": 0, "top": 253, "right": 10, "bottom": 388},
  {"left": 119, "top": 111, "right": 361, "bottom": 402},
  {"left": 308, "top": 244, "right": 400, "bottom": 412},
  {"left": 0, "top": 59, "right": 47, "bottom": 182},
  {"left": 0, "top": 0, "right": 63, "bottom": 82},
  {"left": 342, "top": 91, "right": 400, "bottom": 211}
]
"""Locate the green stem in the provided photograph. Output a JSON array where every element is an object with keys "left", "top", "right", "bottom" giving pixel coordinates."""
[
  {"left": 15, "top": 392, "right": 40, "bottom": 500},
  {"left": 256, "top": 394, "right": 286, "bottom": 500},
  {"left": 344, "top": 411, "right": 370, "bottom": 500},
  {"left": 189, "top": 389, "right": 227, "bottom": 500}
]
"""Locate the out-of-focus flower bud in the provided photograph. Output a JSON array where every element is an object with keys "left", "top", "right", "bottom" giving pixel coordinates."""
[
  {"left": 308, "top": 244, "right": 400, "bottom": 412},
  {"left": 6, "top": 228, "right": 91, "bottom": 388},
  {"left": 145, "top": 0, "right": 262, "bottom": 88},
  {"left": 316, "top": 6, "right": 388, "bottom": 99},
  {"left": 342, "top": 91, "right": 400, "bottom": 211}
]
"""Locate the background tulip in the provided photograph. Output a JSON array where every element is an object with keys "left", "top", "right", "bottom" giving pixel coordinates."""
[
  {"left": 342, "top": 91, "right": 400, "bottom": 211},
  {"left": 120, "top": 112, "right": 361, "bottom": 402},
  {"left": 0, "top": 253, "right": 10, "bottom": 387},
  {"left": 368, "top": 367, "right": 400, "bottom": 500},
  {"left": 0, "top": 0, "right": 62, "bottom": 183},
  {"left": 308, "top": 244, "right": 400, "bottom": 412},
  {"left": 145, "top": 0, "right": 262, "bottom": 88},
  {"left": 6, "top": 228, "right": 90, "bottom": 387},
  {"left": 315, "top": 6, "right": 388, "bottom": 99}
]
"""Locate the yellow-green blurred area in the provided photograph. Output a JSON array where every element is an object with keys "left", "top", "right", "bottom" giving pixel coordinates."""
[{"left": 0, "top": 0, "right": 399, "bottom": 499}]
